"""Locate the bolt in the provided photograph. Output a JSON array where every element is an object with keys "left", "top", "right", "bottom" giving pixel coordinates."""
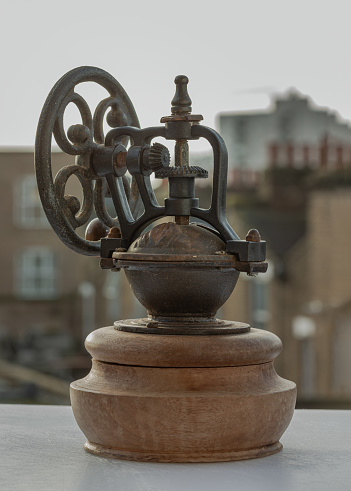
[
  {"left": 246, "top": 229, "right": 261, "bottom": 242},
  {"left": 146, "top": 321, "right": 158, "bottom": 328},
  {"left": 100, "top": 258, "right": 114, "bottom": 269},
  {"left": 85, "top": 218, "right": 109, "bottom": 241},
  {"left": 108, "top": 227, "right": 121, "bottom": 238}
]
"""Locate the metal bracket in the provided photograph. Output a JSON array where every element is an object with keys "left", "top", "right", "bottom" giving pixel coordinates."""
[
  {"left": 100, "top": 238, "right": 128, "bottom": 258},
  {"left": 226, "top": 240, "right": 267, "bottom": 262}
]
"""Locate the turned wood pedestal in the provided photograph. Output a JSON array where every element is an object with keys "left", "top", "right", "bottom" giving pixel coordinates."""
[{"left": 70, "top": 323, "right": 296, "bottom": 463}]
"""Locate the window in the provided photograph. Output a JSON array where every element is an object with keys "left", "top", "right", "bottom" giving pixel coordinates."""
[
  {"left": 249, "top": 262, "right": 274, "bottom": 330},
  {"left": 16, "top": 248, "right": 57, "bottom": 299},
  {"left": 236, "top": 119, "right": 247, "bottom": 144},
  {"left": 14, "top": 175, "right": 49, "bottom": 228},
  {"left": 251, "top": 279, "right": 270, "bottom": 329},
  {"left": 235, "top": 119, "right": 248, "bottom": 166},
  {"left": 279, "top": 114, "right": 293, "bottom": 142}
]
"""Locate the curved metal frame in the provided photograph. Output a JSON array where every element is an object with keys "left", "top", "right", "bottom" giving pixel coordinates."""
[{"left": 35, "top": 66, "right": 243, "bottom": 257}]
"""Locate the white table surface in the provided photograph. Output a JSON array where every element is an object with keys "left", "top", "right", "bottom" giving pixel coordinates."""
[{"left": 1, "top": 405, "right": 350, "bottom": 491}]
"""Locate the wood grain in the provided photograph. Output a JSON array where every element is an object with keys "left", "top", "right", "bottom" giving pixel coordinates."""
[
  {"left": 71, "top": 328, "right": 296, "bottom": 462},
  {"left": 85, "top": 326, "right": 283, "bottom": 367}
]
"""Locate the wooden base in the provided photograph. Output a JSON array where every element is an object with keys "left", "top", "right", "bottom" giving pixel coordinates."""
[
  {"left": 84, "top": 440, "right": 283, "bottom": 463},
  {"left": 71, "top": 326, "right": 296, "bottom": 463}
]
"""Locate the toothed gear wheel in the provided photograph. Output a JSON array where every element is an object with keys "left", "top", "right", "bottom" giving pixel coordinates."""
[
  {"left": 148, "top": 143, "right": 171, "bottom": 171},
  {"left": 155, "top": 165, "right": 208, "bottom": 179}
]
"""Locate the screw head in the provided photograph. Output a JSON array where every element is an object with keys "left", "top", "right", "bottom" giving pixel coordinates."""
[
  {"left": 85, "top": 218, "right": 109, "bottom": 241},
  {"left": 246, "top": 229, "right": 261, "bottom": 242}
]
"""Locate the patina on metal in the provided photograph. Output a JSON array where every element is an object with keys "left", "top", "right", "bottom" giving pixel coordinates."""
[
  {"left": 35, "top": 68, "right": 267, "bottom": 335},
  {"left": 35, "top": 69, "right": 266, "bottom": 256},
  {"left": 35, "top": 68, "right": 297, "bottom": 463}
]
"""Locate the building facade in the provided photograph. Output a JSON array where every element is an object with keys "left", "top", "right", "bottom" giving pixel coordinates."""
[
  {"left": 218, "top": 91, "right": 351, "bottom": 186},
  {"left": 0, "top": 149, "right": 145, "bottom": 394},
  {"left": 220, "top": 172, "right": 351, "bottom": 406}
]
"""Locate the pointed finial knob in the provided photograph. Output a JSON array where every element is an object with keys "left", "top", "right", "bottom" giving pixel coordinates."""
[{"left": 171, "top": 75, "right": 192, "bottom": 114}]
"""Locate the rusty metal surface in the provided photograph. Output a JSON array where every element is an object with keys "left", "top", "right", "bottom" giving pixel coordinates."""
[
  {"left": 113, "top": 223, "right": 240, "bottom": 320},
  {"left": 114, "top": 222, "right": 268, "bottom": 276},
  {"left": 35, "top": 69, "right": 258, "bottom": 257},
  {"left": 123, "top": 265, "right": 239, "bottom": 319},
  {"left": 160, "top": 114, "right": 203, "bottom": 123},
  {"left": 114, "top": 254, "right": 267, "bottom": 274},
  {"left": 114, "top": 318, "right": 250, "bottom": 335},
  {"left": 127, "top": 222, "right": 226, "bottom": 255},
  {"left": 114, "top": 253, "right": 239, "bottom": 263},
  {"left": 35, "top": 67, "right": 268, "bottom": 328}
]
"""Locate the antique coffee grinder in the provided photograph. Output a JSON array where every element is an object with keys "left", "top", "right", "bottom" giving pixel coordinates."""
[{"left": 35, "top": 67, "right": 296, "bottom": 462}]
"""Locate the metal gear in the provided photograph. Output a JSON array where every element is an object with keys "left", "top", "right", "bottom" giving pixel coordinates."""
[
  {"left": 146, "top": 142, "right": 171, "bottom": 171},
  {"left": 155, "top": 165, "right": 208, "bottom": 179}
]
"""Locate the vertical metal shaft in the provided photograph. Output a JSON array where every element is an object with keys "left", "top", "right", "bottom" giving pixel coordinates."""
[
  {"left": 174, "top": 140, "right": 189, "bottom": 167},
  {"left": 174, "top": 140, "right": 190, "bottom": 225}
]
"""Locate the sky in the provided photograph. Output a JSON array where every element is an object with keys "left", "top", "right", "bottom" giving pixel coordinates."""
[{"left": 1, "top": 0, "right": 351, "bottom": 153}]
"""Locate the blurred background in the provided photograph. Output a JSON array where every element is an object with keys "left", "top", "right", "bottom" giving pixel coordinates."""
[{"left": 1, "top": 0, "right": 351, "bottom": 408}]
